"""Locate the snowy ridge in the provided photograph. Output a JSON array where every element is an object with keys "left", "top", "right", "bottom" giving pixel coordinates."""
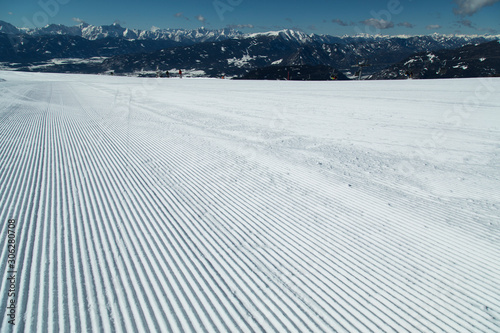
[
  {"left": 0, "top": 73, "right": 499, "bottom": 332},
  {"left": 245, "top": 29, "right": 313, "bottom": 43},
  {"left": 19, "top": 21, "right": 244, "bottom": 43},
  {"left": 2, "top": 20, "right": 498, "bottom": 45},
  {"left": 342, "top": 32, "right": 500, "bottom": 40}
]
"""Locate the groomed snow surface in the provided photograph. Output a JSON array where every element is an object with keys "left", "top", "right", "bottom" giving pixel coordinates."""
[{"left": 1, "top": 72, "right": 500, "bottom": 332}]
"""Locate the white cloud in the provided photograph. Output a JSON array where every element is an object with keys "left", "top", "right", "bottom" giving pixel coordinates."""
[
  {"left": 195, "top": 15, "right": 206, "bottom": 23},
  {"left": 72, "top": 17, "right": 85, "bottom": 23},
  {"left": 361, "top": 18, "right": 394, "bottom": 29},
  {"left": 426, "top": 24, "right": 442, "bottom": 30},
  {"left": 453, "top": 0, "right": 500, "bottom": 16}
]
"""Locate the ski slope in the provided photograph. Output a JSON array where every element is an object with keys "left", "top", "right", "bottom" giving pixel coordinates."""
[{"left": 0, "top": 71, "right": 499, "bottom": 332}]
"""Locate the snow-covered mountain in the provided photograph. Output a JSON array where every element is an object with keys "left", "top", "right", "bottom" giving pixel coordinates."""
[
  {"left": 98, "top": 31, "right": 498, "bottom": 78},
  {"left": 370, "top": 40, "right": 500, "bottom": 79},
  {"left": 1, "top": 20, "right": 498, "bottom": 78},
  {"left": 246, "top": 29, "right": 316, "bottom": 44},
  {"left": 0, "top": 20, "right": 21, "bottom": 35},
  {"left": 3, "top": 20, "right": 497, "bottom": 46},
  {"left": 0, "top": 33, "right": 183, "bottom": 64},
  {"left": 76, "top": 24, "right": 244, "bottom": 43},
  {"left": 1, "top": 21, "right": 244, "bottom": 43}
]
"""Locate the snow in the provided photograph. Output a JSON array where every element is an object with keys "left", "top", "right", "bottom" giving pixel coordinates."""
[
  {"left": 404, "top": 58, "right": 417, "bottom": 66},
  {"left": 1, "top": 72, "right": 500, "bottom": 332},
  {"left": 453, "top": 62, "right": 469, "bottom": 70},
  {"left": 184, "top": 69, "right": 207, "bottom": 77},
  {"left": 22, "top": 57, "right": 109, "bottom": 71},
  {"left": 227, "top": 54, "right": 257, "bottom": 67},
  {"left": 246, "top": 31, "right": 281, "bottom": 38},
  {"left": 245, "top": 29, "right": 312, "bottom": 43},
  {"left": 427, "top": 53, "right": 437, "bottom": 63}
]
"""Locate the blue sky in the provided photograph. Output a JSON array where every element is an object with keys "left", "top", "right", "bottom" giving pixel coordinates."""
[{"left": 1, "top": 0, "right": 499, "bottom": 36}]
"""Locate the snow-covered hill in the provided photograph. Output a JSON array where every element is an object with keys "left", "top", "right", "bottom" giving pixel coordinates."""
[{"left": 1, "top": 72, "right": 499, "bottom": 332}]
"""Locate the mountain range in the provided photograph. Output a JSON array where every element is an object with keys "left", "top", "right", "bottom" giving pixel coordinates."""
[
  {"left": 370, "top": 40, "right": 500, "bottom": 79},
  {"left": 0, "top": 20, "right": 244, "bottom": 43},
  {"left": 1, "top": 20, "right": 499, "bottom": 79}
]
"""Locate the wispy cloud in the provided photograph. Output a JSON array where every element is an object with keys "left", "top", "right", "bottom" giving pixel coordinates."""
[
  {"left": 331, "top": 19, "right": 356, "bottom": 27},
  {"left": 426, "top": 24, "right": 442, "bottom": 30},
  {"left": 457, "top": 19, "right": 476, "bottom": 28},
  {"left": 361, "top": 18, "right": 394, "bottom": 29},
  {"left": 72, "top": 17, "right": 86, "bottom": 24},
  {"left": 456, "top": 19, "right": 498, "bottom": 33},
  {"left": 195, "top": 15, "right": 207, "bottom": 23},
  {"left": 453, "top": 0, "right": 500, "bottom": 16},
  {"left": 174, "top": 12, "right": 189, "bottom": 21},
  {"left": 397, "top": 22, "right": 415, "bottom": 28},
  {"left": 332, "top": 19, "right": 349, "bottom": 27},
  {"left": 227, "top": 24, "right": 254, "bottom": 29}
]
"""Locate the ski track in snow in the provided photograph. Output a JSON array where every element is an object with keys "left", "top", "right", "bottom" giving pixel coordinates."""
[{"left": 0, "top": 71, "right": 500, "bottom": 332}]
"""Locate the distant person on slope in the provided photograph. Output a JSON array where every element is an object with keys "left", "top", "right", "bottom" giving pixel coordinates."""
[{"left": 179, "top": 69, "right": 183, "bottom": 79}]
